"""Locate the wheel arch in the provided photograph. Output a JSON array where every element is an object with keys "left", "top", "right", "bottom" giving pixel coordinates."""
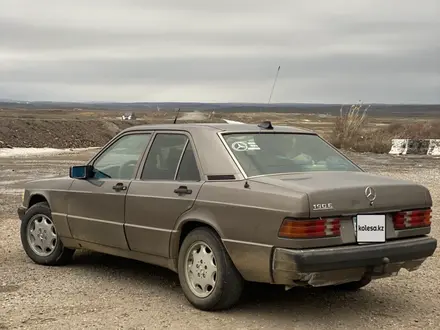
[
  {"left": 178, "top": 219, "right": 222, "bottom": 247},
  {"left": 27, "top": 192, "right": 51, "bottom": 209},
  {"left": 169, "top": 217, "right": 230, "bottom": 271}
]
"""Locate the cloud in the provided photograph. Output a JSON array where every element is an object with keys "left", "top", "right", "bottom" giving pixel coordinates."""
[{"left": 0, "top": 0, "right": 439, "bottom": 103}]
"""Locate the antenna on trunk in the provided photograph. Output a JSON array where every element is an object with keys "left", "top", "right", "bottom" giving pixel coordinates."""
[
  {"left": 173, "top": 108, "right": 181, "bottom": 124},
  {"left": 267, "top": 65, "right": 281, "bottom": 104}
]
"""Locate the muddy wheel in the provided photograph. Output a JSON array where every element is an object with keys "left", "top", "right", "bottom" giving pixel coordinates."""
[
  {"left": 178, "top": 227, "right": 244, "bottom": 311},
  {"left": 20, "top": 202, "right": 75, "bottom": 266}
]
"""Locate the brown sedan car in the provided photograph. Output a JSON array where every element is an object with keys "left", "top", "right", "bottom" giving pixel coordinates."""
[{"left": 18, "top": 121, "right": 437, "bottom": 311}]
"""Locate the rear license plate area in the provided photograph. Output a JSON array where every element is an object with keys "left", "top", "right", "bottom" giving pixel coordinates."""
[{"left": 354, "top": 214, "right": 386, "bottom": 243}]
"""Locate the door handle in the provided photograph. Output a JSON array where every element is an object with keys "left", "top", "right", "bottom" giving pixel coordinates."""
[
  {"left": 112, "top": 182, "right": 127, "bottom": 191},
  {"left": 174, "top": 186, "right": 192, "bottom": 195}
]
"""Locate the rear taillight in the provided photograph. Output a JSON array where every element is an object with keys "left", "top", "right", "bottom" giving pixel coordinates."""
[
  {"left": 393, "top": 208, "right": 432, "bottom": 230},
  {"left": 278, "top": 218, "right": 341, "bottom": 239}
]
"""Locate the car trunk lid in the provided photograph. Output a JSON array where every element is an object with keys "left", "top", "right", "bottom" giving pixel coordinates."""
[{"left": 249, "top": 171, "right": 431, "bottom": 218}]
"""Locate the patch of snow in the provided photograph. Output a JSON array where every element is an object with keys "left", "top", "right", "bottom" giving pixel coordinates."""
[
  {"left": 0, "top": 179, "right": 29, "bottom": 185},
  {"left": 0, "top": 188, "right": 23, "bottom": 195},
  {"left": 0, "top": 147, "right": 100, "bottom": 158},
  {"left": 222, "top": 119, "right": 246, "bottom": 124}
]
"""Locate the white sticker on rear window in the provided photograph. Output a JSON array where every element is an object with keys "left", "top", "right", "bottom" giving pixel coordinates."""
[
  {"left": 247, "top": 140, "right": 260, "bottom": 150},
  {"left": 231, "top": 140, "right": 260, "bottom": 151}
]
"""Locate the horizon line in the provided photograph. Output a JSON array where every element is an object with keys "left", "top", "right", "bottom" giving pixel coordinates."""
[{"left": 1, "top": 99, "right": 439, "bottom": 106}]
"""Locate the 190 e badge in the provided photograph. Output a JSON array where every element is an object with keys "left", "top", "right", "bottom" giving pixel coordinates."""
[{"left": 312, "top": 203, "right": 334, "bottom": 210}]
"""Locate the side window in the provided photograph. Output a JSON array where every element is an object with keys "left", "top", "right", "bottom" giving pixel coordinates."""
[
  {"left": 92, "top": 133, "right": 151, "bottom": 180},
  {"left": 141, "top": 134, "right": 188, "bottom": 180},
  {"left": 176, "top": 142, "right": 200, "bottom": 181}
]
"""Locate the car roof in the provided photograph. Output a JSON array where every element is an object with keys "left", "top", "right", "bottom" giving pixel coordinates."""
[
  {"left": 103, "top": 121, "right": 318, "bottom": 180},
  {"left": 122, "top": 122, "right": 315, "bottom": 134}
]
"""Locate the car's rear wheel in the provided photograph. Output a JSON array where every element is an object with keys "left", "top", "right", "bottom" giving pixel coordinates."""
[
  {"left": 20, "top": 202, "right": 75, "bottom": 266},
  {"left": 177, "top": 227, "right": 244, "bottom": 311},
  {"left": 332, "top": 276, "right": 372, "bottom": 291}
]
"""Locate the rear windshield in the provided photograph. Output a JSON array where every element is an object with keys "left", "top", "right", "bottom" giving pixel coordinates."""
[{"left": 222, "top": 132, "right": 360, "bottom": 177}]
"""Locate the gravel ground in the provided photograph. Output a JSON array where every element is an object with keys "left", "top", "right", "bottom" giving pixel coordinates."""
[{"left": 0, "top": 150, "right": 439, "bottom": 330}]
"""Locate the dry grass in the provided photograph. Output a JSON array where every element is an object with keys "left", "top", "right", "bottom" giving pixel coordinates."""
[
  {"left": 330, "top": 102, "right": 440, "bottom": 153},
  {"left": 331, "top": 102, "right": 370, "bottom": 149},
  {"left": 384, "top": 121, "right": 440, "bottom": 139}
]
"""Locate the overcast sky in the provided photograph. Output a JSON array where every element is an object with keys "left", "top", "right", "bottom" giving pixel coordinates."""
[{"left": 0, "top": 0, "right": 439, "bottom": 103}]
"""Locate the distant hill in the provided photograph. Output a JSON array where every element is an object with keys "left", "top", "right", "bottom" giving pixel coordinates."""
[{"left": 0, "top": 100, "right": 439, "bottom": 117}]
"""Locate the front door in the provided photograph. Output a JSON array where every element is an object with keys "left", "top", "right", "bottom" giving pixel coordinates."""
[
  {"left": 124, "top": 132, "right": 204, "bottom": 257},
  {"left": 67, "top": 132, "right": 152, "bottom": 249}
]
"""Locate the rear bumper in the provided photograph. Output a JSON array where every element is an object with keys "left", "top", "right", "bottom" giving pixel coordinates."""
[
  {"left": 272, "top": 236, "right": 437, "bottom": 286},
  {"left": 17, "top": 206, "right": 27, "bottom": 220}
]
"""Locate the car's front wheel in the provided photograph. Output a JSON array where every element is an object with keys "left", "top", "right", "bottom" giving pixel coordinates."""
[
  {"left": 177, "top": 227, "right": 244, "bottom": 311},
  {"left": 20, "top": 202, "right": 75, "bottom": 266}
]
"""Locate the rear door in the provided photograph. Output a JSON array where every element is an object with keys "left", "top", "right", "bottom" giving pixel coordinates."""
[
  {"left": 124, "top": 131, "right": 204, "bottom": 257},
  {"left": 67, "top": 132, "right": 152, "bottom": 249}
]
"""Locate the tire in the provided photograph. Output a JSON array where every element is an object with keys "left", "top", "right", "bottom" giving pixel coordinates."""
[
  {"left": 332, "top": 276, "right": 372, "bottom": 291},
  {"left": 178, "top": 227, "right": 244, "bottom": 311},
  {"left": 20, "top": 202, "right": 75, "bottom": 266}
]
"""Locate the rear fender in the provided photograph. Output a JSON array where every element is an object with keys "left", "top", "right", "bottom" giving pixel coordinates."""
[{"left": 169, "top": 207, "right": 224, "bottom": 261}]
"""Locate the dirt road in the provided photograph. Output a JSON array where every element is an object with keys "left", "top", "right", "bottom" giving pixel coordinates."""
[{"left": 1, "top": 150, "right": 439, "bottom": 330}]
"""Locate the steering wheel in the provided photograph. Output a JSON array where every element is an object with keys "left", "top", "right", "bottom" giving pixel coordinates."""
[{"left": 118, "top": 159, "right": 138, "bottom": 179}]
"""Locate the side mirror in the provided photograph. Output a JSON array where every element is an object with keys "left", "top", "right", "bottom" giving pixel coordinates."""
[{"left": 69, "top": 165, "right": 93, "bottom": 179}]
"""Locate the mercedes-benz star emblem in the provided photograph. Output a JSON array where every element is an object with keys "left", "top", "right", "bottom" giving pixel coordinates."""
[
  {"left": 232, "top": 141, "right": 248, "bottom": 151},
  {"left": 364, "top": 186, "right": 376, "bottom": 202}
]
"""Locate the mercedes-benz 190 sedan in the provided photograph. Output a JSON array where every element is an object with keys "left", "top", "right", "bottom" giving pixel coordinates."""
[{"left": 17, "top": 121, "right": 437, "bottom": 311}]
